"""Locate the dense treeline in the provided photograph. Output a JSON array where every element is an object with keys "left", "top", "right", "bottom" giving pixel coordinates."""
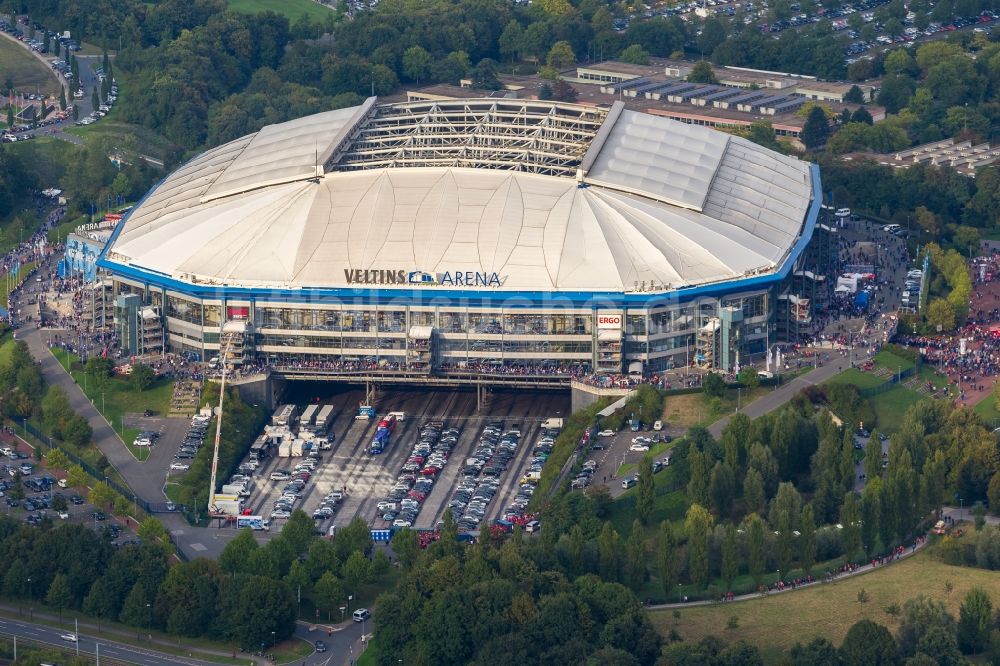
[
  {"left": 376, "top": 503, "right": 663, "bottom": 666},
  {"left": 0, "top": 509, "right": 385, "bottom": 650},
  {"left": 0, "top": 147, "right": 37, "bottom": 228},
  {"left": 644, "top": 393, "right": 999, "bottom": 599}
]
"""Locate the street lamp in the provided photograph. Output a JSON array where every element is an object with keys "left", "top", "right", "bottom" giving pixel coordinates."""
[{"left": 271, "top": 631, "right": 275, "bottom": 650}]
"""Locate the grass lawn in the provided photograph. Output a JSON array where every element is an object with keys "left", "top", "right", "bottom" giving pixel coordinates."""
[
  {"left": 0, "top": 36, "right": 61, "bottom": 97},
  {"left": 50, "top": 347, "right": 174, "bottom": 457},
  {"left": 660, "top": 386, "right": 769, "bottom": 430},
  {"left": 47, "top": 214, "right": 87, "bottom": 245},
  {"left": 228, "top": 0, "right": 335, "bottom": 22},
  {"left": 271, "top": 636, "right": 314, "bottom": 664},
  {"left": 868, "top": 386, "right": 926, "bottom": 433},
  {"left": 65, "top": 120, "right": 177, "bottom": 163},
  {"left": 648, "top": 547, "right": 1000, "bottom": 661},
  {"left": 973, "top": 392, "right": 1000, "bottom": 428},
  {"left": 608, "top": 467, "right": 686, "bottom": 539},
  {"left": 872, "top": 349, "right": 915, "bottom": 374},
  {"left": 824, "top": 368, "right": 885, "bottom": 390}
]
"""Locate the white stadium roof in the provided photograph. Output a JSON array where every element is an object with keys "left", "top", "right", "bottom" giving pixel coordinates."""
[{"left": 105, "top": 98, "right": 814, "bottom": 293}]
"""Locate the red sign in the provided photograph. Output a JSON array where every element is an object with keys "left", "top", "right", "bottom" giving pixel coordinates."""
[{"left": 226, "top": 306, "right": 249, "bottom": 319}]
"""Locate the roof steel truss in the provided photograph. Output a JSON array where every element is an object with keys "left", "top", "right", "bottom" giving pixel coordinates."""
[{"left": 328, "top": 99, "right": 606, "bottom": 177}]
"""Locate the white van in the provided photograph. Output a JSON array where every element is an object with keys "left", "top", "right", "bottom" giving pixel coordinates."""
[
  {"left": 525, "top": 520, "right": 541, "bottom": 533},
  {"left": 353, "top": 608, "right": 371, "bottom": 622},
  {"left": 653, "top": 420, "right": 663, "bottom": 431}
]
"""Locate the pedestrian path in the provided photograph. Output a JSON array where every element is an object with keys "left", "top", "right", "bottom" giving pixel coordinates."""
[{"left": 647, "top": 535, "right": 930, "bottom": 610}]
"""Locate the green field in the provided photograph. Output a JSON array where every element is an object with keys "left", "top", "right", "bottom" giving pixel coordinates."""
[
  {"left": 868, "top": 385, "right": 924, "bottom": 433},
  {"left": 228, "top": 0, "right": 335, "bottom": 22},
  {"left": 0, "top": 36, "right": 61, "bottom": 97},
  {"left": 65, "top": 120, "right": 177, "bottom": 163},
  {"left": 50, "top": 347, "right": 174, "bottom": 457},
  {"left": 973, "top": 392, "right": 1000, "bottom": 428},
  {"left": 872, "top": 349, "right": 915, "bottom": 374},
  {"left": 649, "top": 545, "right": 1000, "bottom": 661},
  {"left": 824, "top": 367, "right": 885, "bottom": 390}
]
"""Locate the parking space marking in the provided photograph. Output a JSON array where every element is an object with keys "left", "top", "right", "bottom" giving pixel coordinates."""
[{"left": 188, "top": 542, "right": 206, "bottom": 551}]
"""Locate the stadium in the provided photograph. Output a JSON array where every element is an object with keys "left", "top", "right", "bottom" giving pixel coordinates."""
[{"left": 97, "top": 97, "right": 822, "bottom": 386}]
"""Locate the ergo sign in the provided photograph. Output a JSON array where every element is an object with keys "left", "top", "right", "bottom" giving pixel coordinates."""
[{"left": 597, "top": 313, "right": 623, "bottom": 329}]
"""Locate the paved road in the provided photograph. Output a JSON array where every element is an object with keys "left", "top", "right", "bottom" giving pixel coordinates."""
[
  {"left": 0, "top": 615, "right": 233, "bottom": 666},
  {"left": 708, "top": 363, "right": 842, "bottom": 437}
]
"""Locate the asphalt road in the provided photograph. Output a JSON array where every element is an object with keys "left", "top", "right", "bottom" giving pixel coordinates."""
[{"left": 0, "top": 616, "right": 222, "bottom": 666}]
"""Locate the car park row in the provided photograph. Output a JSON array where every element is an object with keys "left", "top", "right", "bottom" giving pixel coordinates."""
[{"left": 377, "top": 421, "right": 460, "bottom": 529}]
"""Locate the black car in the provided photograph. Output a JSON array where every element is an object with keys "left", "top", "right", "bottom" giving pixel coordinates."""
[
  {"left": 93, "top": 511, "right": 106, "bottom": 521},
  {"left": 314, "top": 640, "right": 327, "bottom": 652},
  {"left": 71, "top": 495, "right": 84, "bottom": 505}
]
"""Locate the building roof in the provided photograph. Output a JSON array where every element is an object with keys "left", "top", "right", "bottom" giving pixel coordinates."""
[{"left": 103, "top": 98, "right": 814, "bottom": 294}]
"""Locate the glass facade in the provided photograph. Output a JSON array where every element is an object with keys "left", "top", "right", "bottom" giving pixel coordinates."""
[{"left": 113, "top": 277, "right": 778, "bottom": 380}]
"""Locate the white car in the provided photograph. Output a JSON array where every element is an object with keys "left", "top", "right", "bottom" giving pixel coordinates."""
[
  {"left": 169, "top": 462, "right": 189, "bottom": 471},
  {"left": 631, "top": 436, "right": 651, "bottom": 444},
  {"left": 629, "top": 443, "right": 650, "bottom": 452},
  {"left": 58, "top": 510, "right": 69, "bottom": 519},
  {"left": 597, "top": 429, "right": 616, "bottom": 437},
  {"left": 60, "top": 633, "right": 78, "bottom": 642}
]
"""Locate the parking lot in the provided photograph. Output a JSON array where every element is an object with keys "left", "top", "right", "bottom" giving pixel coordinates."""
[{"left": 230, "top": 386, "right": 568, "bottom": 533}]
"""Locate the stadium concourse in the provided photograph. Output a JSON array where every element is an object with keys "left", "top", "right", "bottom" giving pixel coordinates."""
[{"left": 96, "top": 97, "right": 823, "bottom": 386}]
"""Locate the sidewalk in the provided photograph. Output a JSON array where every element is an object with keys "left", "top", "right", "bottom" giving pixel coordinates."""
[
  {"left": 0, "top": 600, "right": 261, "bottom": 665},
  {"left": 648, "top": 534, "right": 930, "bottom": 610},
  {"left": 708, "top": 362, "right": 842, "bottom": 438}
]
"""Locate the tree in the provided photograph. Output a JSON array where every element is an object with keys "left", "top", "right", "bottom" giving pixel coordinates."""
[
  {"left": 598, "top": 521, "right": 622, "bottom": 582},
  {"left": 709, "top": 462, "right": 736, "bottom": 517},
  {"left": 844, "top": 85, "right": 865, "bottom": 104},
  {"left": 926, "top": 298, "right": 956, "bottom": 332},
  {"left": 619, "top": 44, "right": 649, "bottom": 65},
  {"left": 737, "top": 366, "right": 760, "bottom": 389},
  {"left": 687, "top": 60, "right": 718, "bottom": 84},
  {"left": 551, "top": 79, "right": 578, "bottom": 103},
  {"left": 657, "top": 521, "right": 678, "bottom": 597},
  {"left": 6, "top": 107, "right": 12, "bottom": 128},
  {"left": 392, "top": 528, "right": 419, "bottom": 569},
  {"left": 801, "top": 106, "right": 831, "bottom": 150},
  {"left": 219, "top": 528, "right": 258, "bottom": 574},
  {"left": 546, "top": 41, "right": 575, "bottom": 69},
  {"left": 66, "top": 464, "right": 88, "bottom": 489},
  {"left": 745, "top": 513, "right": 767, "bottom": 586},
  {"left": 687, "top": 448, "right": 709, "bottom": 507},
  {"left": 340, "top": 551, "right": 370, "bottom": 592},
  {"left": 916, "top": 626, "right": 964, "bottom": 665},
  {"left": 59, "top": 87, "right": 67, "bottom": 111},
  {"left": 699, "top": 17, "right": 728, "bottom": 55},
  {"left": 313, "top": 572, "right": 345, "bottom": 620},
  {"left": 791, "top": 637, "right": 840, "bottom": 665},
  {"left": 685, "top": 504, "right": 713, "bottom": 590},
  {"left": 988, "top": 472, "right": 1000, "bottom": 516},
  {"left": 840, "top": 619, "right": 898, "bottom": 665},
  {"left": 957, "top": 588, "right": 993, "bottom": 654},
  {"left": 402, "top": 46, "right": 432, "bottom": 85},
  {"left": 864, "top": 436, "right": 883, "bottom": 481},
  {"left": 637, "top": 454, "right": 655, "bottom": 524},
  {"left": 47, "top": 448, "right": 69, "bottom": 470},
  {"left": 703, "top": 372, "right": 726, "bottom": 399},
  {"left": 130, "top": 363, "right": 155, "bottom": 392},
  {"left": 721, "top": 523, "right": 738, "bottom": 590},
  {"left": 899, "top": 594, "right": 957, "bottom": 657},
  {"left": 744, "top": 467, "right": 765, "bottom": 515},
  {"left": 800, "top": 504, "right": 817, "bottom": 576},
  {"left": 498, "top": 20, "right": 523, "bottom": 61},
  {"left": 851, "top": 107, "right": 873, "bottom": 125},
  {"left": 46, "top": 573, "right": 73, "bottom": 622},
  {"left": 625, "top": 520, "right": 646, "bottom": 590}
]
